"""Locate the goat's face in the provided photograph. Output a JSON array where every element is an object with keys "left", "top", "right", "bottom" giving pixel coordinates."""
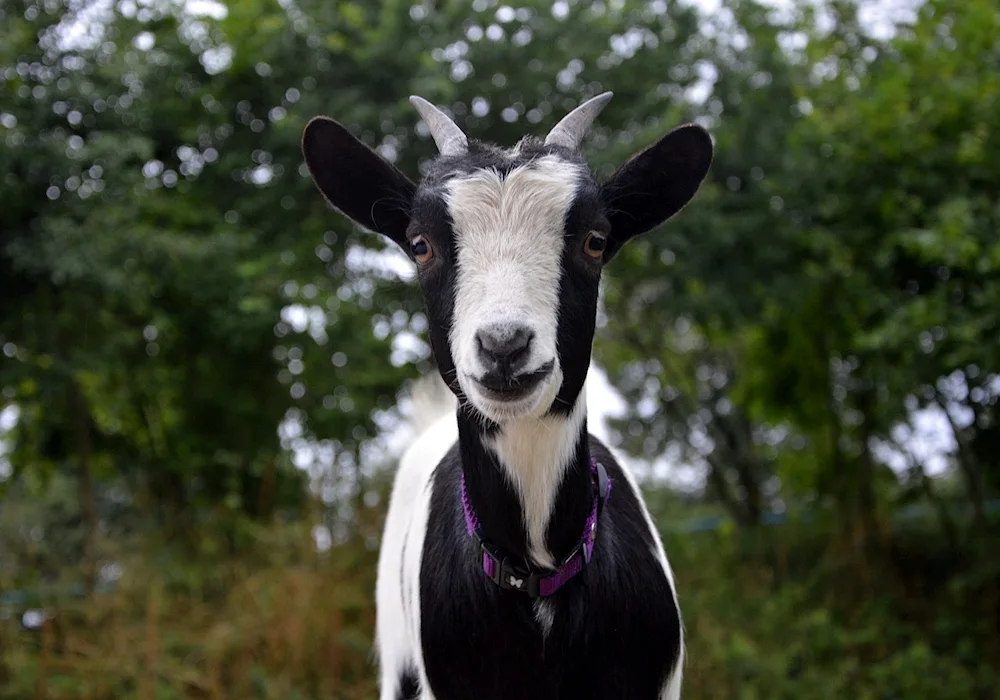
[
  {"left": 406, "top": 146, "right": 603, "bottom": 423},
  {"left": 302, "top": 93, "right": 713, "bottom": 426}
]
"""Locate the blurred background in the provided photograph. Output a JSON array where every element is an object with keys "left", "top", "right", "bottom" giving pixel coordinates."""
[{"left": 1, "top": 0, "right": 998, "bottom": 697}]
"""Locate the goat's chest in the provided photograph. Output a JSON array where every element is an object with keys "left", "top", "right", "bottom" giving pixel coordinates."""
[{"left": 416, "top": 464, "right": 682, "bottom": 700}]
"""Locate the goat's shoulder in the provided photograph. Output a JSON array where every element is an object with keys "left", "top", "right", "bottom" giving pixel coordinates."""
[
  {"left": 588, "top": 433, "right": 669, "bottom": 547},
  {"left": 538, "top": 433, "right": 683, "bottom": 698},
  {"left": 586, "top": 432, "right": 680, "bottom": 594}
]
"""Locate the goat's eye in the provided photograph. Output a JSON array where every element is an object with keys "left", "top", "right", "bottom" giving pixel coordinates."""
[
  {"left": 410, "top": 236, "right": 433, "bottom": 263},
  {"left": 583, "top": 231, "right": 607, "bottom": 259}
]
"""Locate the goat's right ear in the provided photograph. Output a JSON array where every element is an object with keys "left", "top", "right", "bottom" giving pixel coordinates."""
[
  {"left": 302, "top": 117, "right": 416, "bottom": 248},
  {"left": 600, "top": 124, "right": 713, "bottom": 261}
]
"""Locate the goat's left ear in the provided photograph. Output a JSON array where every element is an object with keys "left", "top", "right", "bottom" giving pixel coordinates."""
[
  {"left": 600, "top": 124, "right": 713, "bottom": 260},
  {"left": 302, "top": 116, "right": 416, "bottom": 249}
]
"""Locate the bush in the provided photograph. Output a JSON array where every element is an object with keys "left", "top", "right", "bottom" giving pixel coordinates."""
[{"left": 4, "top": 510, "right": 995, "bottom": 700}]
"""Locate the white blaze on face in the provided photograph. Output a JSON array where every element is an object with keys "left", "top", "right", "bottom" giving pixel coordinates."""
[{"left": 444, "top": 155, "right": 583, "bottom": 418}]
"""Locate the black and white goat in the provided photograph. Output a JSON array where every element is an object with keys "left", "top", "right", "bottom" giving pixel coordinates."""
[{"left": 301, "top": 91, "right": 713, "bottom": 700}]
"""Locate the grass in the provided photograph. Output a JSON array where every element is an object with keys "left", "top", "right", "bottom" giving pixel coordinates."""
[
  {"left": 2, "top": 520, "right": 380, "bottom": 700},
  {"left": 2, "top": 500, "right": 997, "bottom": 699}
]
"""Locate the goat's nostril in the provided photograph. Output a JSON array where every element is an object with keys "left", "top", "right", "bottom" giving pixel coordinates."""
[{"left": 475, "top": 325, "right": 533, "bottom": 372}]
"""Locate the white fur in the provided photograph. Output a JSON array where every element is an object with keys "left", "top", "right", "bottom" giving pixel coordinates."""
[
  {"left": 533, "top": 598, "right": 556, "bottom": 638},
  {"left": 375, "top": 378, "right": 456, "bottom": 700},
  {"left": 444, "top": 156, "right": 584, "bottom": 425},
  {"left": 485, "top": 391, "right": 588, "bottom": 569}
]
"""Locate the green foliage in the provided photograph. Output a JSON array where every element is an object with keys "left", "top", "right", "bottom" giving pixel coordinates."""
[
  {"left": 668, "top": 520, "right": 999, "bottom": 700},
  {"left": 599, "top": 0, "right": 999, "bottom": 539}
]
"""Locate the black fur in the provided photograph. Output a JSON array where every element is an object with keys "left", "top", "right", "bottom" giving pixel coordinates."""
[
  {"left": 548, "top": 176, "right": 606, "bottom": 417},
  {"left": 396, "top": 668, "right": 420, "bottom": 700},
  {"left": 600, "top": 125, "right": 714, "bottom": 260},
  {"left": 301, "top": 118, "right": 416, "bottom": 247}
]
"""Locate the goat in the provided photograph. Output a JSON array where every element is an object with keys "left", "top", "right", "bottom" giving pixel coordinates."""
[{"left": 301, "top": 91, "right": 713, "bottom": 700}]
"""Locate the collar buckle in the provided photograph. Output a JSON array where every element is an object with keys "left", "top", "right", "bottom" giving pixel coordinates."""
[
  {"left": 499, "top": 557, "right": 539, "bottom": 597},
  {"left": 477, "top": 537, "right": 540, "bottom": 596}
]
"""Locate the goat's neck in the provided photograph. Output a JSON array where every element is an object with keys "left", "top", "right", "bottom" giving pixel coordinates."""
[{"left": 457, "top": 396, "right": 592, "bottom": 570}]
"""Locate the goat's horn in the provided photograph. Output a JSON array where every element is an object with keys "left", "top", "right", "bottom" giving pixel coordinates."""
[
  {"left": 544, "top": 91, "right": 614, "bottom": 150},
  {"left": 409, "top": 96, "right": 468, "bottom": 157}
]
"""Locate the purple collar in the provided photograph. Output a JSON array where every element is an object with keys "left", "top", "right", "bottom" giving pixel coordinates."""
[{"left": 460, "top": 459, "right": 612, "bottom": 598}]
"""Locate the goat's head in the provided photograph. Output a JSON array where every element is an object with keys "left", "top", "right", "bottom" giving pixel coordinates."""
[{"left": 302, "top": 93, "right": 712, "bottom": 426}]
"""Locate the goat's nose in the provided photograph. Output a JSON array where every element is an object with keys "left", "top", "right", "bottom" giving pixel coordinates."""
[{"left": 476, "top": 325, "right": 533, "bottom": 374}]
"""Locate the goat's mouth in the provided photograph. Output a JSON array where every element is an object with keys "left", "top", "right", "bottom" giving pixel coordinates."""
[{"left": 472, "top": 361, "right": 555, "bottom": 404}]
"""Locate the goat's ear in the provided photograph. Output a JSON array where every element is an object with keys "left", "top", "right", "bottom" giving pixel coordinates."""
[
  {"left": 600, "top": 124, "right": 713, "bottom": 260},
  {"left": 302, "top": 116, "right": 416, "bottom": 248}
]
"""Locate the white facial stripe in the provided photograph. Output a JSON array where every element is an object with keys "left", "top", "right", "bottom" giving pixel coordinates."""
[{"left": 444, "top": 155, "right": 583, "bottom": 412}]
